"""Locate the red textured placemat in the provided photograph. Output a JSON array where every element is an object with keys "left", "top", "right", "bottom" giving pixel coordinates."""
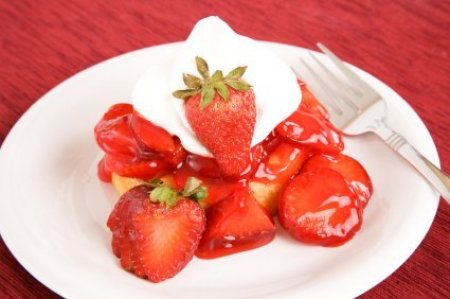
[{"left": 0, "top": 0, "right": 449, "bottom": 298}]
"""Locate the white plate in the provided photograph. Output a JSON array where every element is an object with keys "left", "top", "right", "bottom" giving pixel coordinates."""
[{"left": 0, "top": 42, "right": 440, "bottom": 299}]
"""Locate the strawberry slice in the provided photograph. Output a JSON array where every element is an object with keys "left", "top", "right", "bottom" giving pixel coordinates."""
[
  {"left": 130, "top": 111, "right": 187, "bottom": 166},
  {"left": 275, "top": 109, "right": 344, "bottom": 154},
  {"left": 303, "top": 153, "right": 373, "bottom": 207},
  {"left": 102, "top": 103, "right": 134, "bottom": 120},
  {"left": 174, "top": 57, "right": 256, "bottom": 178},
  {"left": 164, "top": 136, "right": 188, "bottom": 166},
  {"left": 107, "top": 184, "right": 206, "bottom": 282},
  {"left": 196, "top": 187, "right": 276, "bottom": 259},
  {"left": 278, "top": 168, "right": 362, "bottom": 247},
  {"left": 97, "top": 156, "right": 112, "bottom": 183},
  {"left": 185, "top": 154, "right": 222, "bottom": 178},
  {"left": 94, "top": 103, "right": 141, "bottom": 159},
  {"left": 104, "top": 154, "right": 172, "bottom": 180},
  {"left": 258, "top": 131, "right": 282, "bottom": 156}
]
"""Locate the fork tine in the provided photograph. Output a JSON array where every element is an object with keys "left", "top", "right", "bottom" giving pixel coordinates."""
[
  {"left": 308, "top": 52, "right": 361, "bottom": 113},
  {"left": 298, "top": 57, "right": 343, "bottom": 115},
  {"left": 317, "top": 43, "right": 377, "bottom": 96}
]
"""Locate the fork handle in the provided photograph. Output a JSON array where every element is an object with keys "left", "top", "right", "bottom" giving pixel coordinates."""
[{"left": 374, "top": 121, "right": 450, "bottom": 203}]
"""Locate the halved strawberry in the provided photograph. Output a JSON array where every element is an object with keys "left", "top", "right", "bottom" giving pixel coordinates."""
[
  {"left": 94, "top": 103, "right": 141, "bottom": 159},
  {"left": 130, "top": 111, "right": 187, "bottom": 166},
  {"left": 278, "top": 168, "right": 362, "bottom": 247},
  {"left": 174, "top": 57, "right": 256, "bottom": 178},
  {"left": 196, "top": 187, "right": 276, "bottom": 259},
  {"left": 108, "top": 185, "right": 138, "bottom": 270},
  {"left": 275, "top": 109, "right": 344, "bottom": 154},
  {"left": 130, "top": 198, "right": 205, "bottom": 281},
  {"left": 107, "top": 183, "right": 206, "bottom": 282},
  {"left": 303, "top": 153, "right": 373, "bottom": 207},
  {"left": 104, "top": 154, "right": 172, "bottom": 180}
]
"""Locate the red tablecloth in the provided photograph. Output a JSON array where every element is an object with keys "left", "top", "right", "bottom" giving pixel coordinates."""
[{"left": 1, "top": 0, "right": 449, "bottom": 298}]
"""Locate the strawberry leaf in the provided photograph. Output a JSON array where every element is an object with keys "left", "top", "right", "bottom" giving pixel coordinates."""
[
  {"left": 148, "top": 177, "right": 207, "bottom": 208},
  {"left": 148, "top": 178, "right": 164, "bottom": 188},
  {"left": 191, "top": 186, "right": 208, "bottom": 200},
  {"left": 182, "top": 177, "right": 202, "bottom": 196},
  {"left": 214, "top": 81, "right": 229, "bottom": 101},
  {"left": 225, "top": 79, "right": 251, "bottom": 91},
  {"left": 172, "top": 89, "right": 197, "bottom": 100},
  {"left": 150, "top": 186, "right": 178, "bottom": 208},
  {"left": 196, "top": 56, "right": 210, "bottom": 79},
  {"left": 226, "top": 66, "right": 247, "bottom": 79},
  {"left": 173, "top": 56, "right": 251, "bottom": 108},
  {"left": 200, "top": 85, "right": 215, "bottom": 108},
  {"left": 183, "top": 73, "right": 202, "bottom": 89},
  {"left": 211, "top": 70, "right": 223, "bottom": 82},
  {"left": 181, "top": 177, "right": 208, "bottom": 200}
]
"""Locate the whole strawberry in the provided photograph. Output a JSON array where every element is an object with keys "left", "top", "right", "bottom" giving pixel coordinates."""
[{"left": 173, "top": 57, "right": 256, "bottom": 178}]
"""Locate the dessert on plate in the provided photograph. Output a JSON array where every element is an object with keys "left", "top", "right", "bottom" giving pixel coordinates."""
[{"left": 94, "top": 16, "right": 373, "bottom": 283}]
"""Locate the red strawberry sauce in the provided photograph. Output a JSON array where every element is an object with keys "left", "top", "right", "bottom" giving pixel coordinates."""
[{"left": 95, "top": 82, "right": 372, "bottom": 250}]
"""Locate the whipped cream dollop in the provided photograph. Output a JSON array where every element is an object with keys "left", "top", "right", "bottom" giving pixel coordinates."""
[{"left": 133, "top": 16, "right": 301, "bottom": 157}]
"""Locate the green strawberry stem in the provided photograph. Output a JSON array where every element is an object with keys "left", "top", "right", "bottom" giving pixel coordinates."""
[
  {"left": 172, "top": 56, "right": 251, "bottom": 108},
  {"left": 149, "top": 177, "right": 208, "bottom": 208}
]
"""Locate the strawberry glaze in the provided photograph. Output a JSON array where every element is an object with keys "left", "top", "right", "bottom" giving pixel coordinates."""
[{"left": 95, "top": 81, "right": 373, "bottom": 253}]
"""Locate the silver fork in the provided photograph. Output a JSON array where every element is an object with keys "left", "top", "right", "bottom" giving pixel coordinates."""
[{"left": 296, "top": 43, "right": 450, "bottom": 203}]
